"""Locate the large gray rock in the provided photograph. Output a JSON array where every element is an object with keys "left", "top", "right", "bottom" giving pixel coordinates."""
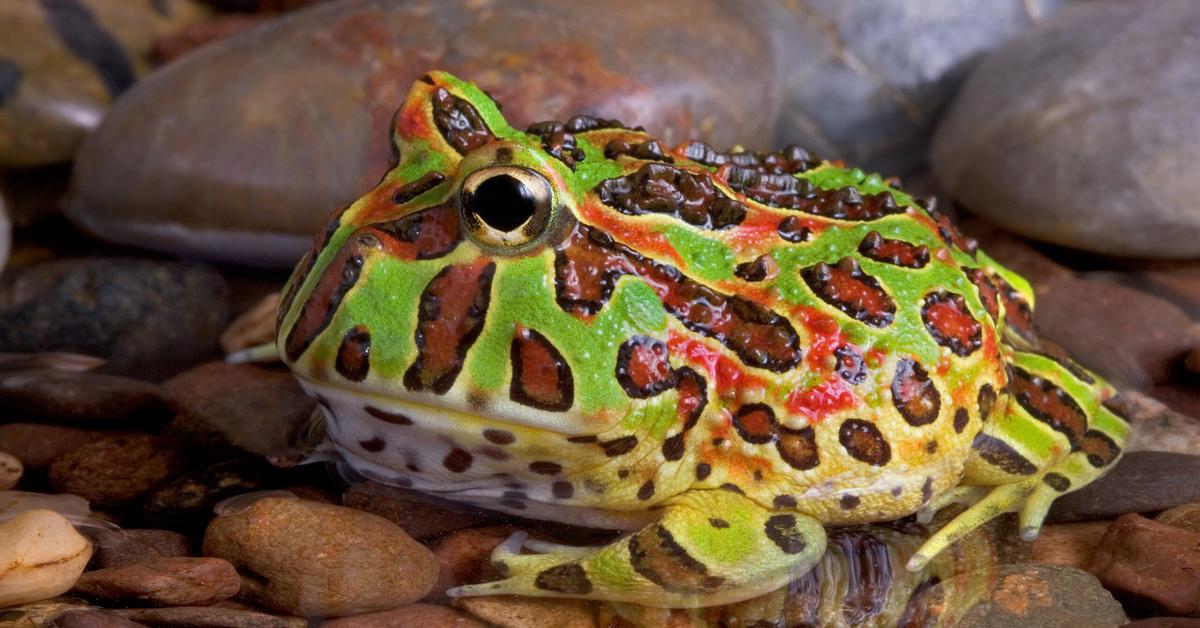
[
  {"left": 748, "top": 0, "right": 1072, "bottom": 178},
  {"left": 933, "top": 0, "right": 1200, "bottom": 259},
  {"left": 65, "top": 0, "right": 776, "bottom": 268}
]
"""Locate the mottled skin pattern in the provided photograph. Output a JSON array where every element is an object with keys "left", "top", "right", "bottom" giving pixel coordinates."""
[{"left": 276, "top": 72, "right": 1131, "bottom": 608}]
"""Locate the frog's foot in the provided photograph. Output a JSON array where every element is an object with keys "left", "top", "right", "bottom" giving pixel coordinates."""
[
  {"left": 446, "top": 489, "right": 827, "bottom": 608},
  {"left": 908, "top": 351, "right": 1132, "bottom": 572}
]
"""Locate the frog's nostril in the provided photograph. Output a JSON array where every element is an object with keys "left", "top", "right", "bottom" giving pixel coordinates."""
[{"left": 468, "top": 174, "right": 535, "bottom": 232}]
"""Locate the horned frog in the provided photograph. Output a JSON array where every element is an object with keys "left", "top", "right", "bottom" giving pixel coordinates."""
[{"left": 276, "top": 71, "right": 1131, "bottom": 608}]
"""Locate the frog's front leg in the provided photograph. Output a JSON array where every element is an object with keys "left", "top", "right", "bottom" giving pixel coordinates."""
[
  {"left": 447, "top": 489, "right": 827, "bottom": 608},
  {"left": 907, "top": 351, "right": 1131, "bottom": 571}
]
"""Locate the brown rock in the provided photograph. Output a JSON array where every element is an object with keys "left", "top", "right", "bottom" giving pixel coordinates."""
[
  {"left": 1048, "top": 453, "right": 1200, "bottom": 523},
  {"left": 454, "top": 596, "right": 598, "bottom": 628},
  {"left": 322, "top": 604, "right": 486, "bottom": 628},
  {"left": 427, "top": 527, "right": 516, "bottom": 603},
  {"left": 154, "top": 15, "right": 271, "bottom": 64},
  {"left": 0, "top": 424, "right": 120, "bottom": 470},
  {"left": 117, "top": 606, "right": 306, "bottom": 628},
  {"left": 341, "top": 482, "right": 489, "bottom": 541},
  {"left": 0, "top": 451, "right": 21, "bottom": 490},
  {"left": 219, "top": 293, "right": 279, "bottom": 354},
  {"left": 1124, "top": 619, "right": 1200, "bottom": 627},
  {"left": 1034, "top": 274, "right": 1200, "bottom": 388},
  {"left": 1157, "top": 502, "right": 1200, "bottom": 533},
  {"left": 162, "top": 362, "right": 315, "bottom": 461},
  {"left": 202, "top": 497, "right": 438, "bottom": 617},
  {"left": 0, "top": 369, "right": 168, "bottom": 427},
  {"left": 1148, "top": 384, "right": 1200, "bottom": 421},
  {"left": 51, "top": 609, "right": 149, "bottom": 627},
  {"left": 1088, "top": 513, "right": 1200, "bottom": 616},
  {"left": 143, "top": 458, "right": 286, "bottom": 533},
  {"left": 48, "top": 434, "right": 190, "bottom": 508},
  {"left": 83, "top": 529, "right": 191, "bottom": 570},
  {"left": 1029, "top": 521, "right": 1111, "bottom": 570},
  {"left": 72, "top": 557, "right": 239, "bottom": 607},
  {"left": 1137, "top": 267, "right": 1200, "bottom": 319}
]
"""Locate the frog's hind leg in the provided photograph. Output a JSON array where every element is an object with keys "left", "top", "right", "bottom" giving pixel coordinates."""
[
  {"left": 447, "top": 489, "right": 826, "bottom": 608},
  {"left": 907, "top": 350, "right": 1132, "bottom": 571}
]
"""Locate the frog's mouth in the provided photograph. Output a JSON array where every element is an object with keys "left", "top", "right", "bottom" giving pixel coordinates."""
[{"left": 294, "top": 376, "right": 596, "bottom": 438}]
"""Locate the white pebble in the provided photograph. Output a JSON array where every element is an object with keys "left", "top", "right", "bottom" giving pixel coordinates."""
[{"left": 0, "top": 509, "right": 92, "bottom": 607}]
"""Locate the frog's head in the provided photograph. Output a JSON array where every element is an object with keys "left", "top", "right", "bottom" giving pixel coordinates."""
[{"left": 276, "top": 71, "right": 736, "bottom": 440}]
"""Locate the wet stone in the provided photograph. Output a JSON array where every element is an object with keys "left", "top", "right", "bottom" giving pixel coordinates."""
[
  {"left": 1156, "top": 501, "right": 1200, "bottom": 533},
  {"left": 48, "top": 434, "right": 191, "bottom": 509},
  {"left": 0, "top": 259, "right": 230, "bottom": 379},
  {"left": 1124, "top": 620, "right": 1200, "bottom": 628},
  {"left": 0, "top": 424, "right": 121, "bottom": 470},
  {"left": 903, "top": 563, "right": 1126, "bottom": 628},
  {"left": 1029, "top": 521, "right": 1110, "bottom": 571},
  {"left": 1034, "top": 274, "right": 1200, "bottom": 389},
  {"left": 71, "top": 557, "right": 240, "bottom": 607},
  {"left": 66, "top": 0, "right": 775, "bottom": 268},
  {"left": 116, "top": 606, "right": 306, "bottom": 628},
  {"left": 0, "top": 510, "right": 93, "bottom": 607},
  {"left": 341, "top": 481, "right": 490, "bottom": 541},
  {"left": 202, "top": 497, "right": 439, "bottom": 617},
  {"left": 143, "top": 458, "right": 287, "bottom": 533},
  {"left": 453, "top": 596, "right": 597, "bottom": 628},
  {"left": 1, "top": 600, "right": 93, "bottom": 628},
  {"left": 427, "top": 526, "right": 516, "bottom": 602},
  {"left": 933, "top": 0, "right": 1200, "bottom": 258},
  {"left": 1048, "top": 452, "right": 1200, "bottom": 523},
  {"left": 0, "top": 369, "right": 168, "bottom": 428},
  {"left": 162, "top": 362, "right": 316, "bottom": 461},
  {"left": 0, "top": 451, "right": 21, "bottom": 490},
  {"left": 83, "top": 529, "right": 191, "bottom": 571},
  {"left": 1088, "top": 513, "right": 1200, "bottom": 616},
  {"left": 51, "top": 609, "right": 149, "bottom": 628},
  {"left": 322, "top": 604, "right": 487, "bottom": 628}
]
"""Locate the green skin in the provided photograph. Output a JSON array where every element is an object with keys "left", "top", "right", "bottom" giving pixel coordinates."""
[{"left": 276, "top": 71, "right": 1131, "bottom": 608}]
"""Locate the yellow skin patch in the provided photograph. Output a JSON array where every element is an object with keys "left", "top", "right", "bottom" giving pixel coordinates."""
[{"left": 276, "top": 72, "right": 1130, "bottom": 607}]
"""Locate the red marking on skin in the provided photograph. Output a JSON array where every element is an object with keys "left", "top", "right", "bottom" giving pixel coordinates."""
[
  {"left": 577, "top": 199, "right": 682, "bottom": 265},
  {"left": 785, "top": 378, "right": 856, "bottom": 423},
  {"left": 936, "top": 356, "right": 952, "bottom": 377},
  {"left": 798, "top": 308, "right": 845, "bottom": 371},
  {"left": 864, "top": 347, "right": 887, "bottom": 370},
  {"left": 396, "top": 96, "right": 433, "bottom": 143},
  {"left": 924, "top": 295, "right": 982, "bottom": 355},
  {"left": 667, "top": 333, "right": 764, "bottom": 396}
]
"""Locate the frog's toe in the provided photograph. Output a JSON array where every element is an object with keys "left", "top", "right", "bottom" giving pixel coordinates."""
[{"left": 491, "top": 531, "right": 529, "bottom": 560}]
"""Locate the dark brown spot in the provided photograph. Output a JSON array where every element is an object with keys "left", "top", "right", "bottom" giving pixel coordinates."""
[
  {"left": 709, "top": 518, "right": 730, "bottom": 528},
  {"left": 601, "top": 435, "right": 638, "bottom": 457},
  {"left": 552, "top": 481, "right": 575, "bottom": 499},
  {"left": 695, "top": 463, "right": 712, "bottom": 480},
  {"left": 839, "top": 419, "right": 892, "bottom": 466},
  {"left": 483, "top": 429, "right": 515, "bottom": 445},
  {"left": 834, "top": 344, "right": 868, "bottom": 384},
  {"left": 972, "top": 433, "right": 1037, "bottom": 475},
  {"left": 1102, "top": 395, "right": 1133, "bottom": 424},
  {"left": 527, "top": 121, "right": 585, "bottom": 168},
  {"left": 595, "top": 163, "right": 746, "bottom": 229},
  {"left": 953, "top": 408, "right": 969, "bottom": 433},
  {"left": 615, "top": 335, "right": 676, "bottom": 398},
  {"left": 499, "top": 497, "right": 526, "bottom": 510},
  {"left": 764, "top": 515, "right": 808, "bottom": 554},
  {"left": 529, "top": 461, "right": 562, "bottom": 475},
  {"left": 616, "top": 468, "right": 630, "bottom": 479},
  {"left": 284, "top": 243, "right": 364, "bottom": 362},
  {"left": 443, "top": 448, "right": 473, "bottom": 473},
  {"left": 683, "top": 141, "right": 815, "bottom": 175},
  {"left": 922, "top": 292, "right": 983, "bottom": 357},
  {"left": 925, "top": 440, "right": 939, "bottom": 454},
  {"left": 926, "top": 205, "right": 978, "bottom": 256},
  {"left": 1043, "top": 473, "right": 1071, "bottom": 492},
  {"left": 722, "top": 483, "right": 744, "bottom": 495},
  {"left": 921, "top": 477, "right": 934, "bottom": 504},
  {"left": 802, "top": 258, "right": 895, "bottom": 328},
  {"left": 628, "top": 525, "right": 721, "bottom": 593},
  {"left": 774, "top": 495, "right": 797, "bottom": 508},
  {"left": 732, "top": 403, "right": 778, "bottom": 444},
  {"left": 567, "top": 435, "right": 598, "bottom": 443},
  {"left": 565, "top": 115, "right": 632, "bottom": 133},
  {"left": 995, "top": 275, "right": 1036, "bottom": 345},
  {"left": 535, "top": 563, "right": 592, "bottom": 594},
  {"left": 777, "top": 215, "right": 812, "bottom": 243},
  {"left": 604, "top": 138, "right": 673, "bottom": 163},
  {"left": 1081, "top": 430, "right": 1120, "bottom": 468},
  {"left": 728, "top": 169, "right": 904, "bottom": 220},
  {"left": 637, "top": 480, "right": 656, "bottom": 501},
  {"left": 1009, "top": 366, "right": 1087, "bottom": 449},
  {"left": 365, "top": 406, "right": 414, "bottom": 425},
  {"left": 858, "top": 231, "right": 930, "bottom": 268},
  {"left": 661, "top": 434, "right": 686, "bottom": 461},
  {"left": 840, "top": 494, "right": 861, "bottom": 509},
  {"left": 776, "top": 426, "right": 820, "bottom": 471},
  {"left": 510, "top": 326, "right": 574, "bottom": 411},
  {"left": 1033, "top": 350, "right": 1097, "bottom": 385},
  {"left": 432, "top": 87, "right": 492, "bottom": 153},
  {"left": 978, "top": 384, "right": 997, "bottom": 422},
  {"left": 478, "top": 446, "right": 509, "bottom": 461},
  {"left": 555, "top": 225, "right": 802, "bottom": 372},
  {"left": 373, "top": 204, "right": 463, "bottom": 261},
  {"left": 494, "top": 147, "right": 513, "bottom": 163},
  {"left": 392, "top": 171, "right": 446, "bottom": 204},
  {"left": 335, "top": 325, "right": 372, "bottom": 382},
  {"left": 359, "top": 437, "right": 385, "bottom": 453},
  {"left": 674, "top": 367, "right": 708, "bottom": 431},
  {"left": 891, "top": 359, "right": 941, "bottom": 427},
  {"left": 404, "top": 261, "right": 495, "bottom": 394},
  {"left": 734, "top": 255, "right": 778, "bottom": 282}
]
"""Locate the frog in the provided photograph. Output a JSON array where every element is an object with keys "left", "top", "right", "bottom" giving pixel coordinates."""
[{"left": 275, "top": 71, "right": 1132, "bottom": 608}]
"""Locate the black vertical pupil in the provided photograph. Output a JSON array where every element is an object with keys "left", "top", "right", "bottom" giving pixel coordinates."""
[{"left": 468, "top": 174, "right": 536, "bottom": 232}]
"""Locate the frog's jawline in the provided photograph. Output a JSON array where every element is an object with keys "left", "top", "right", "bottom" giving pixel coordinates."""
[{"left": 307, "top": 380, "right": 657, "bottom": 530}]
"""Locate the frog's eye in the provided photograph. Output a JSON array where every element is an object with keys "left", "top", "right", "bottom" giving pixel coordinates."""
[{"left": 459, "top": 166, "right": 554, "bottom": 252}]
